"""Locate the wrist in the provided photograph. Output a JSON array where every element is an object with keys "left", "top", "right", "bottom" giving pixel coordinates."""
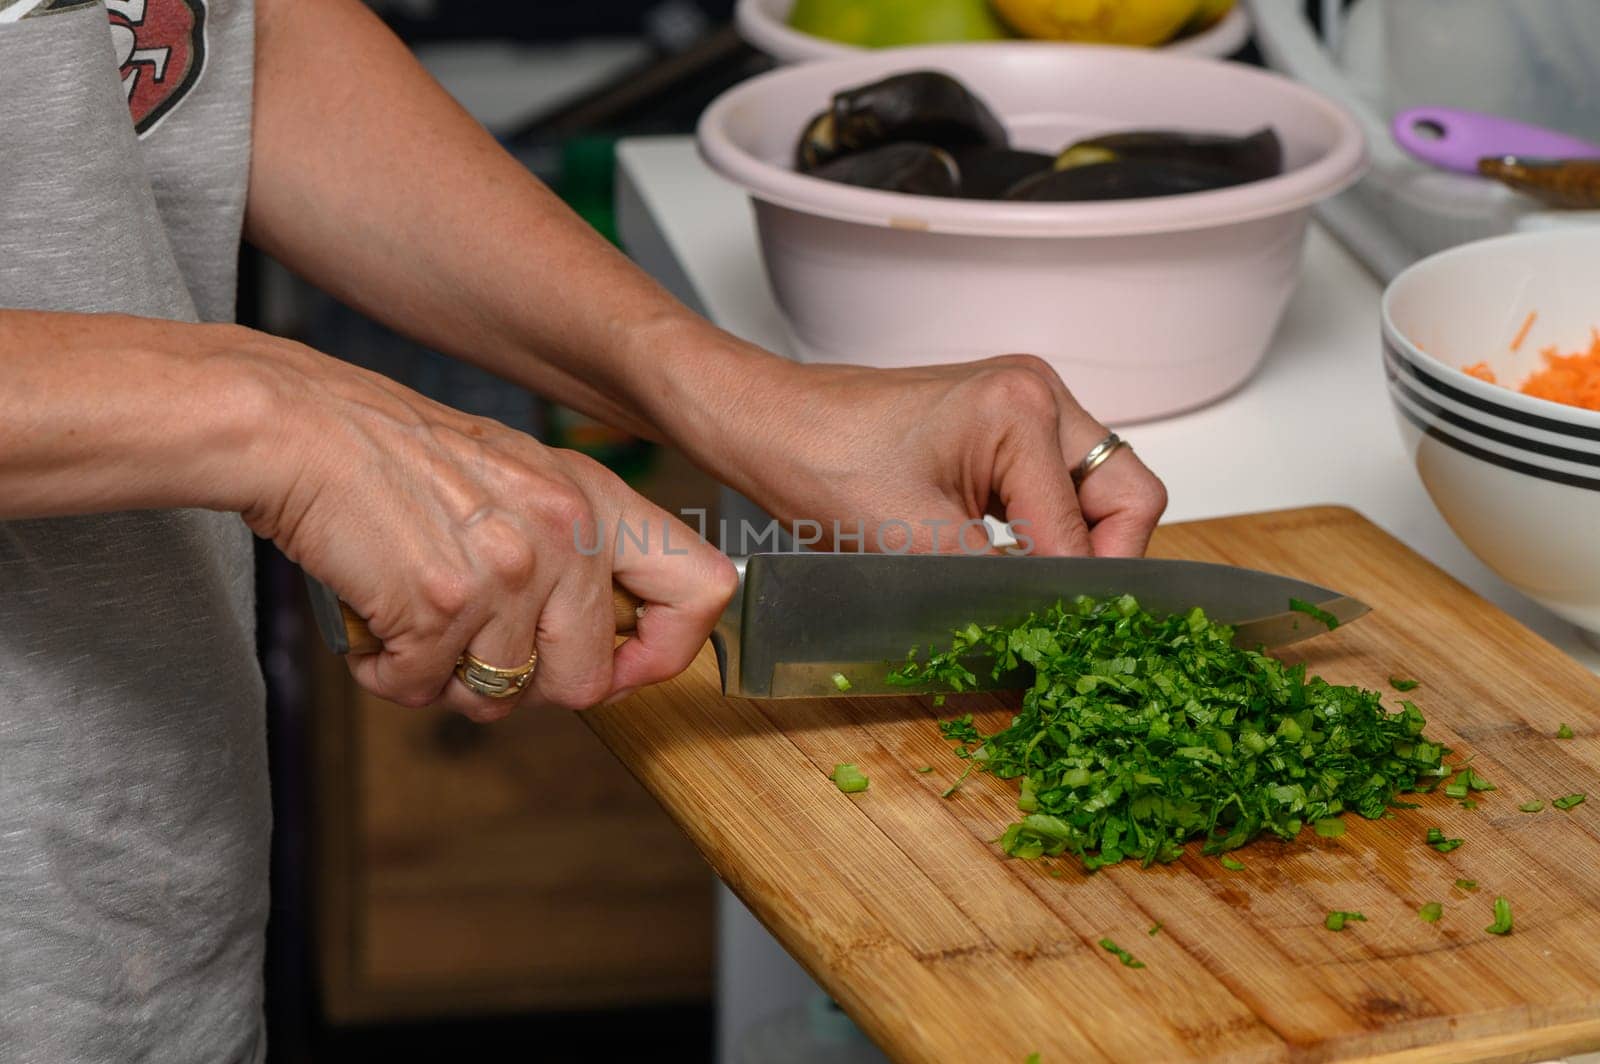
[
  {"left": 621, "top": 314, "right": 804, "bottom": 494},
  {"left": 195, "top": 326, "right": 338, "bottom": 527}
]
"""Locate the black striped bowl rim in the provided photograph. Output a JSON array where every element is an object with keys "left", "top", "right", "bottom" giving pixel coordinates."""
[{"left": 1384, "top": 332, "right": 1600, "bottom": 492}]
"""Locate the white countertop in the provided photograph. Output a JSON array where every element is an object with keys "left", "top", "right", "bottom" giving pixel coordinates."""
[{"left": 615, "top": 134, "right": 1597, "bottom": 669}]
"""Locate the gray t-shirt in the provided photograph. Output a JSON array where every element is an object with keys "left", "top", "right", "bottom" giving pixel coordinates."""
[{"left": 0, "top": 1, "right": 266, "bottom": 1060}]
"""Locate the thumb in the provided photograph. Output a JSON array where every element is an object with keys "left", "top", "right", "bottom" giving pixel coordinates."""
[{"left": 607, "top": 500, "right": 738, "bottom": 693}]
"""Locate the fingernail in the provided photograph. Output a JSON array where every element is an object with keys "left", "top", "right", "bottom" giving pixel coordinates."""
[{"left": 602, "top": 687, "right": 638, "bottom": 706}]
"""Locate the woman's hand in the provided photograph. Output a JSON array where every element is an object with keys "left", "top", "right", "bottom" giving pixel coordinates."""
[
  {"left": 234, "top": 330, "right": 736, "bottom": 721},
  {"left": 666, "top": 342, "right": 1168, "bottom": 558}
]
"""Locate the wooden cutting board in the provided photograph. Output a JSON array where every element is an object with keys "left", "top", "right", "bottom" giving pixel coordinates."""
[{"left": 583, "top": 506, "right": 1600, "bottom": 1063}]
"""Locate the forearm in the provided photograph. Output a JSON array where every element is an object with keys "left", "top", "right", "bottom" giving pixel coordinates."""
[
  {"left": 0, "top": 311, "right": 278, "bottom": 520},
  {"left": 247, "top": 0, "right": 764, "bottom": 445}
]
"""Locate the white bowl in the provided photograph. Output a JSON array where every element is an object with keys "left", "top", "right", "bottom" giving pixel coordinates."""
[
  {"left": 1383, "top": 229, "right": 1600, "bottom": 640},
  {"left": 697, "top": 43, "right": 1365, "bottom": 422},
  {"left": 737, "top": 0, "right": 1253, "bottom": 63}
]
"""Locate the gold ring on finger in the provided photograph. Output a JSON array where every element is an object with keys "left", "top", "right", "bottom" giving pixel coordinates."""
[
  {"left": 1071, "top": 432, "right": 1128, "bottom": 489},
  {"left": 454, "top": 650, "right": 538, "bottom": 699}
]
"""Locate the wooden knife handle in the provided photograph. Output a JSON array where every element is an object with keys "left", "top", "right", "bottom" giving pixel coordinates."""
[{"left": 335, "top": 584, "right": 645, "bottom": 655}]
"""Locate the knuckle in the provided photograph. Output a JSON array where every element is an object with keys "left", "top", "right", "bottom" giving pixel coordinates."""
[
  {"left": 417, "top": 566, "right": 472, "bottom": 619},
  {"left": 992, "top": 352, "right": 1058, "bottom": 382},
  {"left": 981, "top": 366, "right": 1059, "bottom": 420},
  {"left": 533, "top": 483, "right": 593, "bottom": 539},
  {"left": 467, "top": 515, "right": 537, "bottom": 584}
]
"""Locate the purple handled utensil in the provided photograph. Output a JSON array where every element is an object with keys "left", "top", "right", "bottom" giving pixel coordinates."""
[{"left": 1391, "top": 106, "right": 1600, "bottom": 174}]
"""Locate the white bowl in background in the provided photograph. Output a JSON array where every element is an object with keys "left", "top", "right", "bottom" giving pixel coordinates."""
[
  {"left": 736, "top": 0, "right": 1253, "bottom": 63},
  {"left": 1383, "top": 229, "right": 1600, "bottom": 641},
  {"left": 697, "top": 43, "right": 1365, "bottom": 423}
]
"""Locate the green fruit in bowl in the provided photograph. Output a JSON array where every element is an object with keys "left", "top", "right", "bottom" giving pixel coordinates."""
[{"left": 786, "top": 0, "right": 1012, "bottom": 47}]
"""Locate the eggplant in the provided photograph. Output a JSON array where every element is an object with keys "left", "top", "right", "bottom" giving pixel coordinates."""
[
  {"left": 1054, "top": 128, "right": 1283, "bottom": 184},
  {"left": 808, "top": 142, "right": 961, "bottom": 197},
  {"left": 1003, "top": 158, "right": 1251, "bottom": 201},
  {"left": 796, "top": 71, "right": 1008, "bottom": 171},
  {"left": 948, "top": 146, "right": 1053, "bottom": 199}
]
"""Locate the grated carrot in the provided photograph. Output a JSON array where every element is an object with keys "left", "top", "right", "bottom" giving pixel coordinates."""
[
  {"left": 1518, "top": 329, "right": 1600, "bottom": 412},
  {"left": 1462, "top": 361, "right": 1497, "bottom": 384},
  {"left": 1510, "top": 310, "right": 1538, "bottom": 352}
]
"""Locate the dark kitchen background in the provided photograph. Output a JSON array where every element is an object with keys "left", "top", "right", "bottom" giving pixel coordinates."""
[{"left": 244, "top": 3, "right": 1328, "bottom": 1061}]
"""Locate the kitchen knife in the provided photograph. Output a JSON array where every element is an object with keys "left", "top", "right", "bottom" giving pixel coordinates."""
[{"left": 306, "top": 555, "right": 1366, "bottom": 699}]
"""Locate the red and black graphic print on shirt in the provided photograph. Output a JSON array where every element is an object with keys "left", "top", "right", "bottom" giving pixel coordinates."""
[
  {"left": 107, "top": 0, "right": 206, "bottom": 136},
  {"left": 0, "top": 0, "right": 204, "bottom": 135}
]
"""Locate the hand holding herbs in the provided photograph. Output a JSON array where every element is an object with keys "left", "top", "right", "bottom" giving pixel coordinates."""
[{"left": 889, "top": 595, "right": 1449, "bottom": 870}]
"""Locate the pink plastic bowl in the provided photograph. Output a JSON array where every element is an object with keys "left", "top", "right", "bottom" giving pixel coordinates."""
[{"left": 697, "top": 43, "right": 1367, "bottom": 423}]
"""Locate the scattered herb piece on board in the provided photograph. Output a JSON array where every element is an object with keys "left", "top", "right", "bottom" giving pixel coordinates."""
[
  {"left": 1220, "top": 856, "right": 1245, "bottom": 871},
  {"left": 1459, "top": 798, "right": 1478, "bottom": 810},
  {"left": 1443, "top": 773, "right": 1470, "bottom": 800},
  {"left": 830, "top": 763, "right": 868, "bottom": 793},
  {"left": 1025, "top": 1054, "right": 1041, "bottom": 1064},
  {"left": 940, "top": 763, "right": 974, "bottom": 799},
  {"left": 916, "top": 765, "right": 933, "bottom": 774},
  {"left": 1148, "top": 922, "right": 1163, "bottom": 936},
  {"left": 1557, "top": 723, "right": 1575, "bottom": 739},
  {"left": 1553, "top": 793, "right": 1588, "bottom": 811},
  {"left": 1314, "top": 818, "right": 1346, "bottom": 838},
  {"left": 1519, "top": 800, "right": 1545, "bottom": 813},
  {"left": 1426, "top": 828, "right": 1464, "bottom": 853},
  {"left": 1390, "top": 677, "right": 1421, "bottom": 692},
  {"left": 1289, "top": 597, "right": 1340, "bottom": 630},
  {"left": 1098, "top": 938, "right": 1145, "bottom": 968},
  {"left": 1325, "top": 910, "right": 1366, "bottom": 932},
  {"left": 1419, "top": 901, "right": 1443, "bottom": 923},
  {"left": 1454, "top": 878, "right": 1478, "bottom": 892},
  {"left": 887, "top": 595, "right": 1449, "bottom": 871},
  {"left": 830, "top": 672, "right": 853, "bottom": 693},
  {"left": 1485, "top": 896, "right": 1514, "bottom": 935},
  {"left": 1463, "top": 768, "right": 1496, "bottom": 792}
]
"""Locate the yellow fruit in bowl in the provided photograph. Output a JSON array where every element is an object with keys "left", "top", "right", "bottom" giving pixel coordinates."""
[
  {"left": 1181, "top": 0, "right": 1235, "bottom": 34},
  {"left": 787, "top": 0, "right": 1011, "bottom": 48},
  {"left": 989, "top": 0, "right": 1203, "bottom": 45}
]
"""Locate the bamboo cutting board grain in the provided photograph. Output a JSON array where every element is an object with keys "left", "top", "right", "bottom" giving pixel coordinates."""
[{"left": 582, "top": 506, "right": 1600, "bottom": 1063}]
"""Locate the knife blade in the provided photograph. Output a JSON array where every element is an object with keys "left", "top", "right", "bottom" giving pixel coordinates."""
[
  {"left": 711, "top": 554, "right": 1367, "bottom": 699},
  {"left": 307, "top": 555, "right": 1367, "bottom": 700}
]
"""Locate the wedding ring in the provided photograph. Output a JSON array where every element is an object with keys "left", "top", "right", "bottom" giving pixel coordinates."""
[
  {"left": 454, "top": 650, "right": 538, "bottom": 699},
  {"left": 1071, "top": 432, "right": 1128, "bottom": 488}
]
